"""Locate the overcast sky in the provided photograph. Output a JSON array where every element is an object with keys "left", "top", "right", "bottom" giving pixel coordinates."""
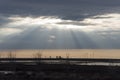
[{"left": 0, "top": 0, "right": 120, "bottom": 49}]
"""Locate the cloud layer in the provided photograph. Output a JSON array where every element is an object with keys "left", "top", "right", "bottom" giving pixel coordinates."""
[
  {"left": 1, "top": 0, "right": 120, "bottom": 20},
  {"left": 0, "top": 0, "right": 120, "bottom": 49}
]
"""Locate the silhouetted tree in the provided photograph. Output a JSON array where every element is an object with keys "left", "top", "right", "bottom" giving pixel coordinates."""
[
  {"left": 7, "top": 51, "right": 16, "bottom": 62},
  {"left": 56, "top": 56, "right": 59, "bottom": 59},
  {"left": 66, "top": 53, "right": 70, "bottom": 59},
  {"left": 66, "top": 53, "right": 70, "bottom": 64},
  {"left": 0, "top": 51, "right": 2, "bottom": 62},
  {"left": 7, "top": 51, "right": 16, "bottom": 58},
  {"left": 33, "top": 50, "right": 43, "bottom": 64},
  {"left": 34, "top": 50, "right": 42, "bottom": 59},
  {"left": 0, "top": 51, "right": 2, "bottom": 58}
]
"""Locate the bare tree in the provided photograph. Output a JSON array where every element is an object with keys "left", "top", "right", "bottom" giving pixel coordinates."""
[
  {"left": 7, "top": 51, "right": 16, "bottom": 58},
  {"left": 7, "top": 51, "right": 16, "bottom": 62},
  {"left": 66, "top": 53, "right": 70, "bottom": 59},
  {"left": 0, "top": 51, "right": 2, "bottom": 62},
  {"left": 66, "top": 49, "right": 70, "bottom": 59},
  {"left": 33, "top": 50, "right": 43, "bottom": 64},
  {"left": 66, "top": 49, "right": 70, "bottom": 64},
  {"left": 0, "top": 51, "right": 2, "bottom": 58},
  {"left": 34, "top": 50, "right": 42, "bottom": 59}
]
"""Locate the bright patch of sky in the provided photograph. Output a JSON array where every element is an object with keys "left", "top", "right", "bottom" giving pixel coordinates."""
[{"left": 0, "top": 13, "right": 120, "bottom": 49}]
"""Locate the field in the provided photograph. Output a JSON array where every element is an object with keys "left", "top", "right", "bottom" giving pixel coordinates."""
[{"left": 0, "top": 49, "right": 120, "bottom": 80}]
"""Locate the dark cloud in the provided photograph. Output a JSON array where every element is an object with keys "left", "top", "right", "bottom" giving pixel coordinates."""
[{"left": 0, "top": 0, "right": 120, "bottom": 20}]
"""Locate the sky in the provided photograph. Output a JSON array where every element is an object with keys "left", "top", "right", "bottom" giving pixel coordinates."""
[{"left": 0, "top": 0, "right": 120, "bottom": 49}]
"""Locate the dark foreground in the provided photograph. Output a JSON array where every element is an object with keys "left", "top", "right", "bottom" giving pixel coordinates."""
[
  {"left": 0, "top": 58, "right": 120, "bottom": 80},
  {"left": 1, "top": 70, "right": 120, "bottom": 80},
  {"left": 0, "top": 64, "right": 120, "bottom": 80}
]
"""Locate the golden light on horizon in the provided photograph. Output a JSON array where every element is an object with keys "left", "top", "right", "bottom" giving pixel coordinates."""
[{"left": 0, "top": 49, "right": 120, "bottom": 59}]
